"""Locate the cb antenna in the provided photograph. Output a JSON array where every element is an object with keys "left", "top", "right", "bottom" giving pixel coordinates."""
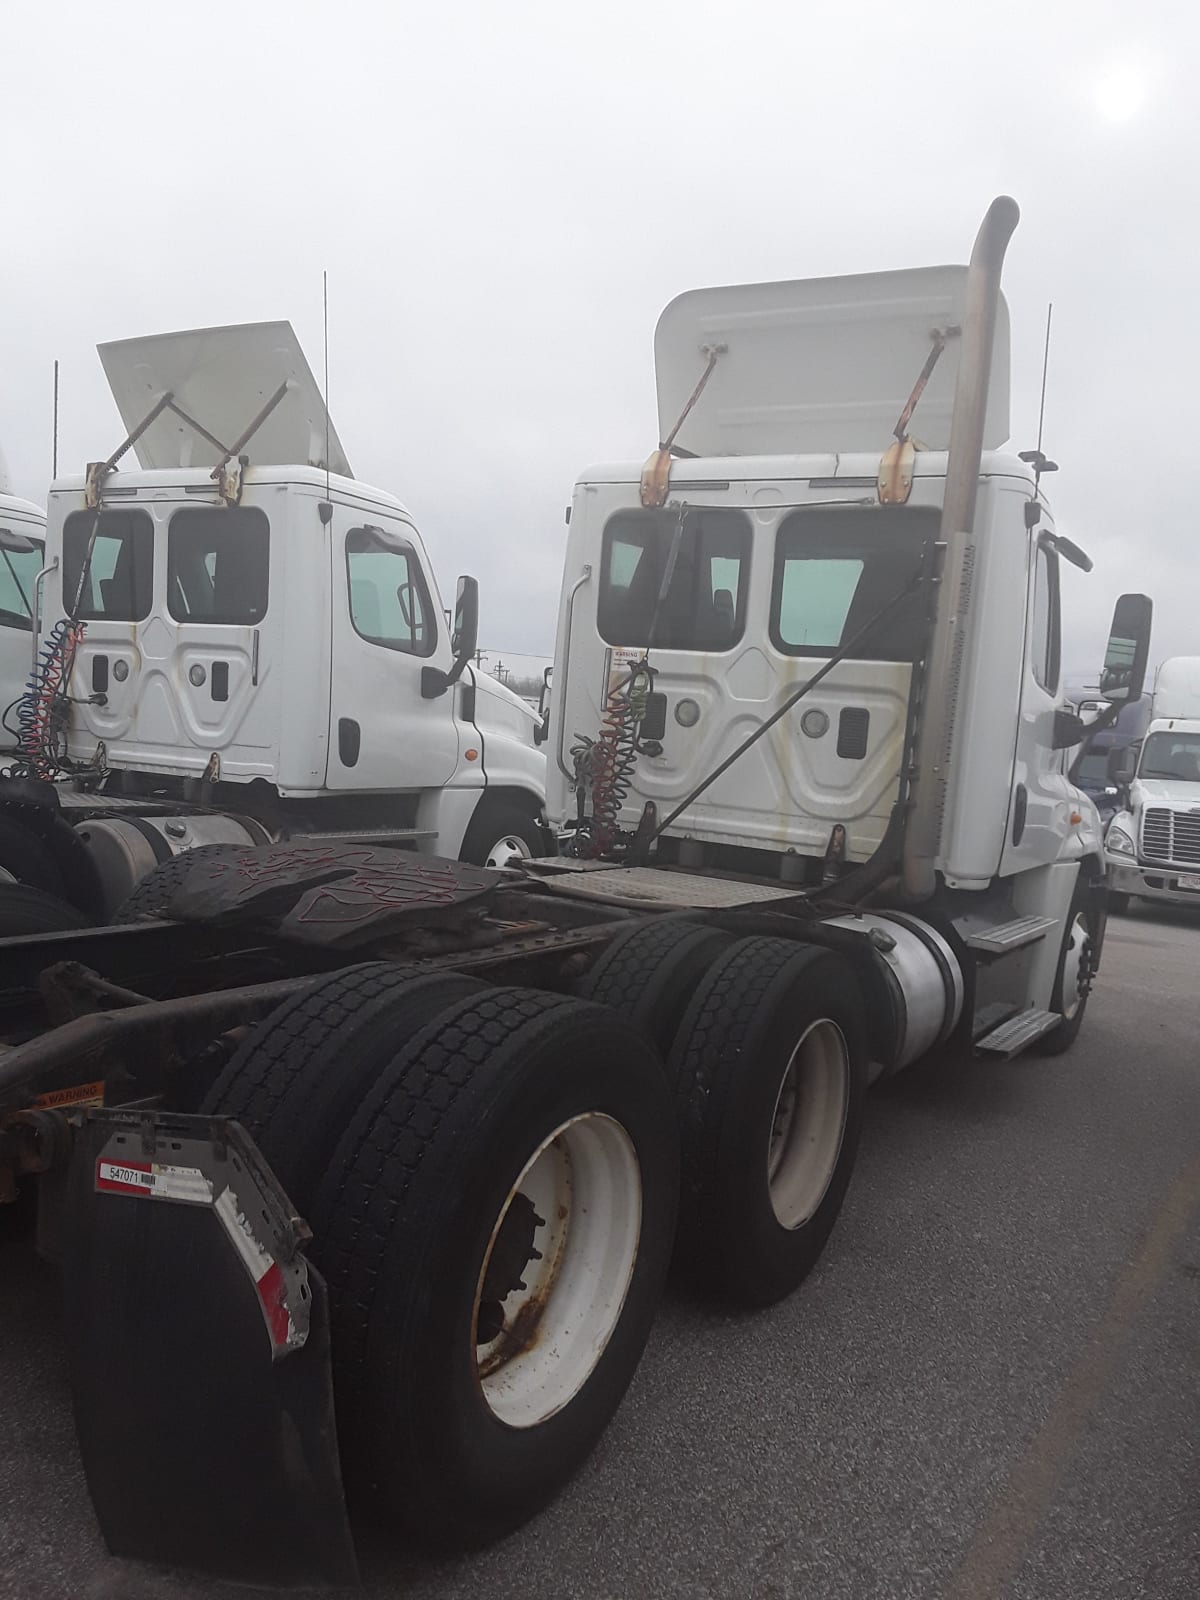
[
  {"left": 322, "top": 271, "right": 331, "bottom": 513},
  {"left": 52, "top": 359, "right": 59, "bottom": 479},
  {"left": 1019, "top": 301, "right": 1056, "bottom": 500}
]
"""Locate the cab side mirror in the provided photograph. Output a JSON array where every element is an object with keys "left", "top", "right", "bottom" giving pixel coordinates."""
[
  {"left": 421, "top": 574, "right": 480, "bottom": 699},
  {"left": 0, "top": 528, "right": 38, "bottom": 554},
  {"left": 533, "top": 666, "right": 553, "bottom": 745},
  {"left": 1098, "top": 593, "right": 1152, "bottom": 705},
  {"left": 1107, "top": 745, "right": 1136, "bottom": 785}
]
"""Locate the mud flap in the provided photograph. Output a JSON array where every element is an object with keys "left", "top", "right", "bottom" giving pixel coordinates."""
[{"left": 62, "top": 1110, "right": 358, "bottom": 1587}]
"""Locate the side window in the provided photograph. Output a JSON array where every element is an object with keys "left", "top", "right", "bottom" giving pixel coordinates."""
[
  {"left": 167, "top": 508, "right": 269, "bottom": 624},
  {"left": 0, "top": 536, "right": 43, "bottom": 631},
  {"left": 62, "top": 511, "right": 153, "bottom": 621},
  {"left": 345, "top": 525, "right": 436, "bottom": 657},
  {"left": 1030, "top": 544, "right": 1061, "bottom": 692}
]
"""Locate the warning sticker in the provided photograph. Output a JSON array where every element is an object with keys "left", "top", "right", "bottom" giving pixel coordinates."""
[
  {"left": 605, "top": 646, "right": 644, "bottom": 699},
  {"left": 31, "top": 1081, "right": 105, "bottom": 1112},
  {"left": 95, "top": 1159, "right": 213, "bottom": 1206}
]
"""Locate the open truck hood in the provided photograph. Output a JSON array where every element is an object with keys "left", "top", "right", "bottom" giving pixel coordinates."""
[
  {"left": 654, "top": 264, "right": 1010, "bottom": 458},
  {"left": 98, "top": 321, "right": 352, "bottom": 477}
]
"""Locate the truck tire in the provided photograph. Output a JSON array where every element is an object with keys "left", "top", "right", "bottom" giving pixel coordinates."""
[
  {"left": 199, "top": 963, "right": 485, "bottom": 1206},
  {"left": 310, "top": 988, "right": 678, "bottom": 1546},
  {"left": 108, "top": 844, "right": 251, "bottom": 923},
  {"left": 575, "top": 917, "right": 730, "bottom": 1055},
  {"left": 0, "top": 816, "right": 69, "bottom": 900},
  {"left": 669, "top": 937, "right": 867, "bottom": 1307},
  {"left": 1035, "top": 889, "right": 1097, "bottom": 1055},
  {"left": 0, "top": 882, "right": 91, "bottom": 935},
  {"left": 459, "top": 799, "right": 545, "bottom": 869}
]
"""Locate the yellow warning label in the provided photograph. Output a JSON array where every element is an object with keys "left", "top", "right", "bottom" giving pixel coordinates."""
[{"left": 31, "top": 1081, "right": 106, "bottom": 1112}]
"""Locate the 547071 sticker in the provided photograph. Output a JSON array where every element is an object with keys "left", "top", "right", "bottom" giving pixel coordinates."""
[{"left": 95, "top": 1159, "right": 213, "bottom": 1206}]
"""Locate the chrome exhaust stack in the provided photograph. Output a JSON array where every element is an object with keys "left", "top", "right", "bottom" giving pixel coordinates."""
[{"left": 901, "top": 196, "right": 1020, "bottom": 901}]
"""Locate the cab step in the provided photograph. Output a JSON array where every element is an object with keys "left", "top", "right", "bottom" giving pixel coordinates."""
[
  {"left": 964, "top": 915, "right": 1057, "bottom": 955},
  {"left": 974, "top": 1007, "right": 1060, "bottom": 1058}
]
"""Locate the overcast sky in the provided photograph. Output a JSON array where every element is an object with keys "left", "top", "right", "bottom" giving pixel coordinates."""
[{"left": 2, "top": 0, "right": 1194, "bottom": 678}]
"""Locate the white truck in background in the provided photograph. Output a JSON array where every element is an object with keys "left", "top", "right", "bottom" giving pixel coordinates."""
[
  {"left": 0, "top": 324, "right": 547, "bottom": 917},
  {"left": 1105, "top": 656, "right": 1200, "bottom": 911},
  {"left": 0, "top": 441, "right": 46, "bottom": 752}
]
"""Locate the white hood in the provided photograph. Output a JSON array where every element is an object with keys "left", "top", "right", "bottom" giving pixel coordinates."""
[{"left": 1132, "top": 777, "right": 1200, "bottom": 808}]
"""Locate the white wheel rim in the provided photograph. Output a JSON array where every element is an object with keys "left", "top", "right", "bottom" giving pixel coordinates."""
[
  {"left": 474, "top": 1112, "right": 641, "bottom": 1429},
  {"left": 766, "top": 1019, "right": 850, "bottom": 1230},
  {"left": 485, "top": 834, "right": 533, "bottom": 869},
  {"left": 1060, "top": 912, "right": 1092, "bottom": 1020}
]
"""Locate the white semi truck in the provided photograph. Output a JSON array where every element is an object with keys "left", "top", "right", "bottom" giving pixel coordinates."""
[
  {"left": 0, "top": 199, "right": 1151, "bottom": 1585},
  {"left": 0, "top": 323, "right": 547, "bottom": 918},
  {"left": 1104, "top": 656, "right": 1200, "bottom": 910}
]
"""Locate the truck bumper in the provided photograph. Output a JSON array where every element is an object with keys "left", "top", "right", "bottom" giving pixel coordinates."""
[{"left": 1108, "top": 859, "right": 1200, "bottom": 908}]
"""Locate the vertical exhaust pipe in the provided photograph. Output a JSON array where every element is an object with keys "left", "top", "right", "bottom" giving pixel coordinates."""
[{"left": 901, "top": 196, "right": 1020, "bottom": 900}]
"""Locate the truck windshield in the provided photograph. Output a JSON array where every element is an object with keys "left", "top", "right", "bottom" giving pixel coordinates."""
[
  {"left": 0, "top": 538, "right": 42, "bottom": 631},
  {"left": 597, "top": 508, "right": 750, "bottom": 651},
  {"left": 1139, "top": 732, "right": 1200, "bottom": 782},
  {"left": 770, "top": 506, "right": 933, "bottom": 661}
]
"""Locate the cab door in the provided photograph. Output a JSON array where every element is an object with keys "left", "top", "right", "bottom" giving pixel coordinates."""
[
  {"left": 326, "top": 512, "right": 459, "bottom": 790},
  {"left": 999, "top": 537, "right": 1076, "bottom": 873}
]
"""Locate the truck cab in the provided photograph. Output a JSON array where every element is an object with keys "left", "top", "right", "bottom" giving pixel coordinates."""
[
  {"left": 547, "top": 215, "right": 1150, "bottom": 1056},
  {"left": 12, "top": 324, "right": 545, "bottom": 910},
  {"left": 1105, "top": 657, "right": 1200, "bottom": 910}
]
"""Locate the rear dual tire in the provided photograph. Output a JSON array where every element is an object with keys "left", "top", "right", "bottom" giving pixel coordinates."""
[
  {"left": 205, "top": 979, "right": 678, "bottom": 1548},
  {"left": 669, "top": 938, "right": 868, "bottom": 1307}
]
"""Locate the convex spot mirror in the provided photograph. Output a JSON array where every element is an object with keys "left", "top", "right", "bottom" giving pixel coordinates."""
[{"left": 1099, "top": 593, "right": 1152, "bottom": 705}]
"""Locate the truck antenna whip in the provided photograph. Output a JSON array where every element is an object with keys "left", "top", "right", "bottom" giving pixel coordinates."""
[
  {"left": 323, "top": 271, "right": 331, "bottom": 506},
  {"left": 51, "top": 359, "right": 59, "bottom": 479},
  {"left": 1018, "top": 302, "right": 1056, "bottom": 500},
  {"left": 1035, "top": 301, "right": 1052, "bottom": 472}
]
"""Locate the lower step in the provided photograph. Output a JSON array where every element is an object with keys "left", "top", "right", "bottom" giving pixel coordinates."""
[
  {"left": 964, "top": 915, "right": 1057, "bottom": 955},
  {"left": 975, "top": 1008, "right": 1061, "bottom": 1058}
]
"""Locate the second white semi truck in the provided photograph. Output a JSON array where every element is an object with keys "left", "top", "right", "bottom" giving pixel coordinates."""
[{"left": 1104, "top": 656, "right": 1200, "bottom": 910}]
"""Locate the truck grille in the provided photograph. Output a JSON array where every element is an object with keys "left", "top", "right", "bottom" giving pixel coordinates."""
[{"left": 1141, "top": 807, "right": 1200, "bottom": 866}]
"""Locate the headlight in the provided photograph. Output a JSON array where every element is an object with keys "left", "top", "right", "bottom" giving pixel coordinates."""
[{"left": 1106, "top": 823, "right": 1135, "bottom": 856}]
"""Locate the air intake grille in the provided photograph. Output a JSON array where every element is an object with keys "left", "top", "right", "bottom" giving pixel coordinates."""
[{"left": 1141, "top": 807, "right": 1200, "bottom": 866}]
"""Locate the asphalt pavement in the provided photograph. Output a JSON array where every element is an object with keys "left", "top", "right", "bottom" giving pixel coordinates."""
[{"left": 1, "top": 905, "right": 1197, "bottom": 1600}]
